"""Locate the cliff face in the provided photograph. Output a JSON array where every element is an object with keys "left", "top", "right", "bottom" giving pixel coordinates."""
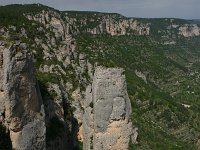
[
  {"left": 83, "top": 67, "right": 133, "bottom": 150},
  {"left": 82, "top": 17, "right": 150, "bottom": 36},
  {"left": 178, "top": 24, "right": 200, "bottom": 37},
  {"left": 0, "top": 42, "right": 46, "bottom": 150}
]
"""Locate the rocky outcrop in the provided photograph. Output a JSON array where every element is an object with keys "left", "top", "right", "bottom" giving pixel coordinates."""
[
  {"left": 132, "top": 127, "right": 139, "bottom": 144},
  {"left": 86, "top": 18, "right": 150, "bottom": 36},
  {"left": 179, "top": 24, "right": 200, "bottom": 37},
  {"left": 83, "top": 67, "right": 133, "bottom": 150},
  {"left": 26, "top": 11, "right": 150, "bottom": 38},
  {"left": 0, "top": 42, "right": 46, "bottom": 150}
]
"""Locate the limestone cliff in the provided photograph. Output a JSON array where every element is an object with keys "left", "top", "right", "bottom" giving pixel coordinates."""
[
  {"left": 178, "top": 24, "right": 200, "bottom": 37},
  {"left": 0, "top": 42, "right": 46, "bottom": 150},
  {"left": 83, "top": 67, "right": 133, "bottom": 150}
]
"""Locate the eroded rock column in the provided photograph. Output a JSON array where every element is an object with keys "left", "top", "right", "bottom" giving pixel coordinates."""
[
  {"left": 1, "top": 43, "right": 46, "bottom": 150},
  {"left": 83, "top": 66, "right": 133, "bottom": 150}
]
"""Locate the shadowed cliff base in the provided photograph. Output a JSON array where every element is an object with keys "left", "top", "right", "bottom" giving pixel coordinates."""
[{"left": 0, "top": 123, "right": 12, "bottom": 150}]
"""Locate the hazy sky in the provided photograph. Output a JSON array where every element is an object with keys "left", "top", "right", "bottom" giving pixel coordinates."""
[{"left": 0, "top": 0, "right": 200, "bottom": 19}]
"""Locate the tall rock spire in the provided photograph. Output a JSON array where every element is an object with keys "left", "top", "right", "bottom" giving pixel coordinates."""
[{"left": 83, "top": 66, "right": 133, "bottom": 150}]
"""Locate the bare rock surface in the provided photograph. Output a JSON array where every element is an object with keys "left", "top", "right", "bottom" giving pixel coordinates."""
[
  {"left": 0, "top": 43, "right": 46, "bottom": 150},
  {"left": 83, "top": 66, "right": 133, "bottom": 150}
]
